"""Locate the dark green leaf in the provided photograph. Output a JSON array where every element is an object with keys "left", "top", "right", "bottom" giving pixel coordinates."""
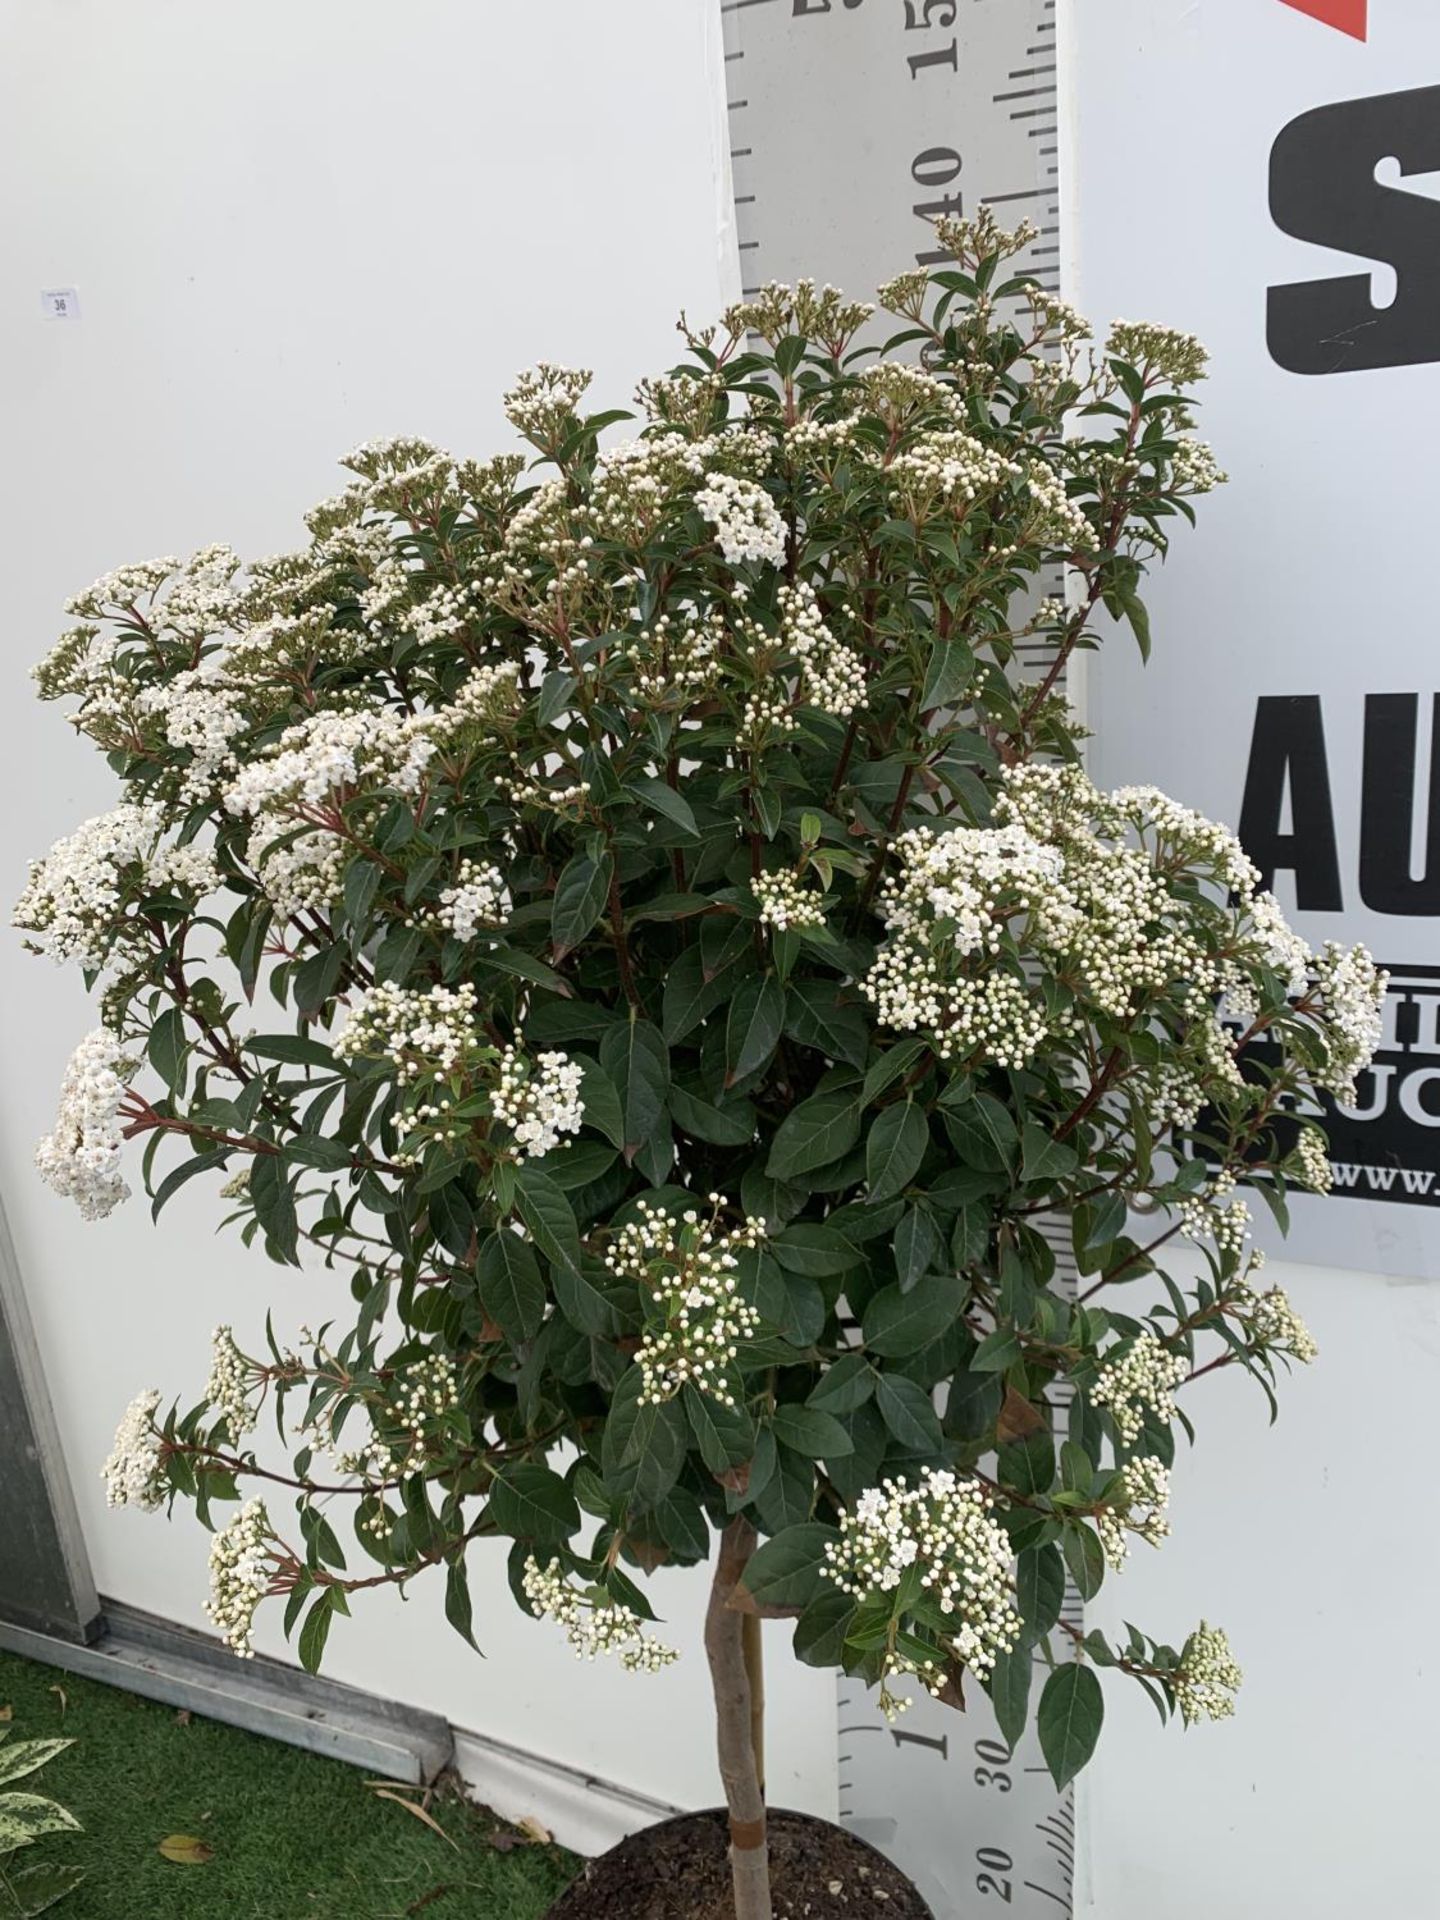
[
  {"left": 767, "top": 1093, "right": 861, "bottom": 1181},
  {"left": 740, "top": 1522, "right": 839, "bottom": 1609},
  {"left": 866, "top": 1101, "right": 929, "bottom": 1205},
  {"left": 873, "top": 1372, "right": 943, "bottom": 1453},
  {"left": 298, "top": 1593, "right": 333, "bottom": 1675},
  {"left": 1037, "top": 1664, "right": 1104, "bottom": 1789},
  {"left": 551, "top": 850, "right": 613, "bottom": 959},
  {"left": 988, "top": 1643, "right": 1032, "bottom": 1750},
  {"left": 1015, "top": 1544, "right": 1065, "bottom": 1645},
  {"left": 477, "top": 1231, "right": 546, "bottom": 1341},
  {"left": 632, "top": 774, "right": 700, "bottom": 838},
  {"left": 487, "top": 1463, "right": 579, "bottom": 1544},
  {"left": 147, "top": 1007, "right": 188, "bottom": 1095},
  {"left": 1062, "top": 1524, "right": 1106, "bottom": 1602},
  {"left": 726, "top": 975, "right": 785, "bottom": 1086},
  {"left": 599, "top": 1017, "right": 670, "bottom": 1162},
  {"left": 770, "top": 1404, "right": 854, "bottom": 1460},
  {"left": 863, "top": 1272, "right": 963, "bottom": 1359},
  {"left": 808, "top": 1353, "right": 875, "bottom": 1415}
]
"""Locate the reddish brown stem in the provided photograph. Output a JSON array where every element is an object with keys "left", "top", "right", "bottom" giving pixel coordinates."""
[{"left": 705, "top": 1516, "right": 772, "bottom": 1920}]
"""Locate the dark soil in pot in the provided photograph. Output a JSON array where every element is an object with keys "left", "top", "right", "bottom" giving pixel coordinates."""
[{"left": 543, "top": 1806, "right": 932, "bottom": 1920}]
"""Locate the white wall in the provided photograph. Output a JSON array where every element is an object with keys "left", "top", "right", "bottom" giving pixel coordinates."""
[
  {"left": 1066, "top": 2, "right": 1440, "bottom": 1913},
  {"left": 0, "top": 0, "right": 836, "bottom": 1847}
]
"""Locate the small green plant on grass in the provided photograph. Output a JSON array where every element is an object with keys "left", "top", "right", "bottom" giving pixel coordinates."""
[{"left": 0, "top": 1732, "right": 84, "bottom": 1916}]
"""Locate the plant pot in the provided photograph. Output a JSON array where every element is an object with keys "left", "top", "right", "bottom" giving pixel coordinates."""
[{"left": 543, "top": 1806, "right": 933, "bottom": 1920}]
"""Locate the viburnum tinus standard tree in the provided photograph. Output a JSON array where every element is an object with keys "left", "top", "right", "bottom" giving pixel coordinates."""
[{"left": 19, "top": 212, "right": 1382, "bottom": 1920}]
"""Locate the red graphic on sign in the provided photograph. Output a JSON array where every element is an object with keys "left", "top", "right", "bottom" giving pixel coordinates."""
[{"left": 1278, "top": 0, "right": 1368, "bottom": 38}]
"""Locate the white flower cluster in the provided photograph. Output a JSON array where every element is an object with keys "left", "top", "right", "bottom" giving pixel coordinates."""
[
  {"left": 521, "top": 1557, "right": 678, "bottom": 1673},
  {"left": 1180, "top": 1173, "right": 1252, "bottom": 1264},
  {"left": 606, "top": 1200, "right": 764, "bottom": 1406},
  {"left": 627, "top": 608, "right": 724, "bottom": 706},
  {"left": 15, "top": 802, "right": 218, "bottom": 970},
  {"left": 1022, "top": 459, "right": 1094, "bottom": 554},
  {"left": 1313, "top": 941, "right": 1388, "bottom": 1100},
  {"left": 589, "top": 432, "right": 712, "bottom": 542},
  {"left": 1029, "top": 290, "right": 1092, "bottom": 343},
  {"left": 502, "top": 362, "right": 593, "bottom": 443},
  {"left": 435, "top": 859, "right": 510, "bottom": 941},
  {"left": 35, "top": 1029, "right": 136, "bottom": 1220},
  {"left": 224, "top": 706, "right": 434, "bottom": 818},
  {"left": 863, "top": 820, "right": 1064, "bottom": 1067},
  {"left": 1091, "top": 1331, "right": 1188, "bottom": 1445},
  {"left": 889, "top": 430, "right": 1021, "bottom": 515},
  {"left": 334, "top": 982, "right": 478, "bottom": 1084},
  {"left": 738, "top": 685, "right": 799, "bottom": 748},
  {"left": 385, "top": 1353, "right": 460, "bottom": 1478},
  {"left": 1295, "top": 1125, "right": 1333, "bottom": 1195},
  {"left": 205, "top": 1326, "right": 256, "bottom": 1437},
  {"left": 721, "top": 278, "right": 873, "bottom": 347},
  {"left": 1107, "top": 321, "right": 1210, "bottom": 386},
  {"left": 205, "top": 1499, "right": 274, "bottom": 1657},
  {"left": 823, "top": 1471, "right": 1018, "bottom": 1719},
  {"left": 1170, "top": 437, "right": 1227, "bottom": 493},
  {"left": 1231, "top": 1282, "right": 1318, "bottom": 1365},
  {"left": 695, "top": 472, "right": 787, "bottom": 568},
  {"left": 752, "top": 869, "right": 826, "bottom": 933},
  {"left": 777, "top": 582, "right": 865, "bottom": 716},
  {"left": 224, "top": 707, "right": 437, "bottom": 913},
  {"left": 859, "top": 363, "right": 969, "bottom": 427},
  {"left": 1173, "top": 1621, "right": 1242, "bottom": 1724},
  {"left": 866, "top": 763, "right": 1387, "bottom": 1120},
  {"left": 101, "top": 1388, "right": 165, "bottom": 1510},
  {"left": 490, "top": 1047, "right": 585, "bottom": 1159},
  {"left": 1096, "top": 1456, "right": 1171, "bottom": 1572}
]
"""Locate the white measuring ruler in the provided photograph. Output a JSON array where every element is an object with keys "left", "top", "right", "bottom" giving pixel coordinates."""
[{"left": 719, "top": 4, "right": 1081, "bottom": 1915}]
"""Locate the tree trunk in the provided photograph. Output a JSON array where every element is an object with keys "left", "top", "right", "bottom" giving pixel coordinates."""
[{"left": 704, "top": 1515, "right": 773, "bottom": 1920}]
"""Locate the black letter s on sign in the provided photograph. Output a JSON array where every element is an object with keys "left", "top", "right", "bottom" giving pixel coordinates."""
[{"left": 1268, "top": 85, "right": 1440, "bottom": 375}]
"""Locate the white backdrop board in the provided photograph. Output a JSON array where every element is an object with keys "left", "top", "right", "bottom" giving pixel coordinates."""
[
  {"left": 1075, "top": 0, "right": 1440, "bottom": 1278},
  {"left": 0, "top": 0, "right": 839, "bottom": 1851},
  {"left": 1068, "top": 5, "right": 1440, "bottom": 1917}
]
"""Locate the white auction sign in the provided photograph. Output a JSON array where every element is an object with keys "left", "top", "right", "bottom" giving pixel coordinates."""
[{"left": 1073, "top": 0, "right": 1440, "bottom": 1277}]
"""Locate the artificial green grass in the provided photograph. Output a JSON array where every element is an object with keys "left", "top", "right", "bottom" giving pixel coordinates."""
[{"left": 0, "top": 1650, "right": 577, "bottom": 1920}]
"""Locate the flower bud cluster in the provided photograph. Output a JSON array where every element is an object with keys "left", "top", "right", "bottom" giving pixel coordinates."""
[
  {"left": 205, "top": 1499, "right": 275, "bottom": 1657},
  {"left": 102, "top": 1388, "right": 165, "bottom": 1510},
  {"left": 752, "top": 869, "right": 825, "bottom": 933},
  {"left": 1173, "top": 1621, "right": 1242, "bottom": 1724},
  {"left": 776, "top": 581, "right": 866, "bottom": 716},
  {"left": 435, "top": 859, "right": 510, "bottom": 942},
  {"left": 823, "top": 1471, "right": 1018, "bottom": 1719},
  {"left": 35, "top": 1029, "right": 137, "bottom": 1220},
  {"left": 1170, "top": 437, "right": 1227, "bottom": 493},
  {"left": 889, "top": 429, "right": 1022, "bottom": 517},
  {"left": 695, "top": 473, "right": 787, "bottom": 569},
  {"left": 1091, "top": 1332, "right": 1188, "bottom": 1445},
  {"left": 502, "top": 363, "right": 593, "bottom": 444},
  {"left": 627, "top": 608, "right": 724, "bottom": 707},
  {"left": 16, "top": 802, "right": 218, "bottom": 971},
  {"left": 1294, "top": 1125, "right": 1333, "bottom": 1195},
  {"left": 1096, "top": 1456, "right": 1171, "bottom": 1572},
  {"left": 521, "top": 1557, "right": 678, "bottom": 1672},
  {"left": 490, "top": 1047, "right": 585, "bottom": 1160},
  {"left": 334, "top": 982, "right": 479, "bottom": 1083},
  {"left": 720, "top": 279, "right": 873, "bottom": 347},
  {"left": 205, "top": 1326, "right": 257, "bottom": 1437},
  {"left": 607, "top": 1199, "right": 765, "bottom": 1406},
  {"left": 1312, "top": 941, "right": 1388, "bottom": 1100},
  {"left": 1107, "top": 321, "right": 1210, "bottom": 386},
  {"left": 1230, "top": 1282, "right": 1318, "bottom": 1366}
]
